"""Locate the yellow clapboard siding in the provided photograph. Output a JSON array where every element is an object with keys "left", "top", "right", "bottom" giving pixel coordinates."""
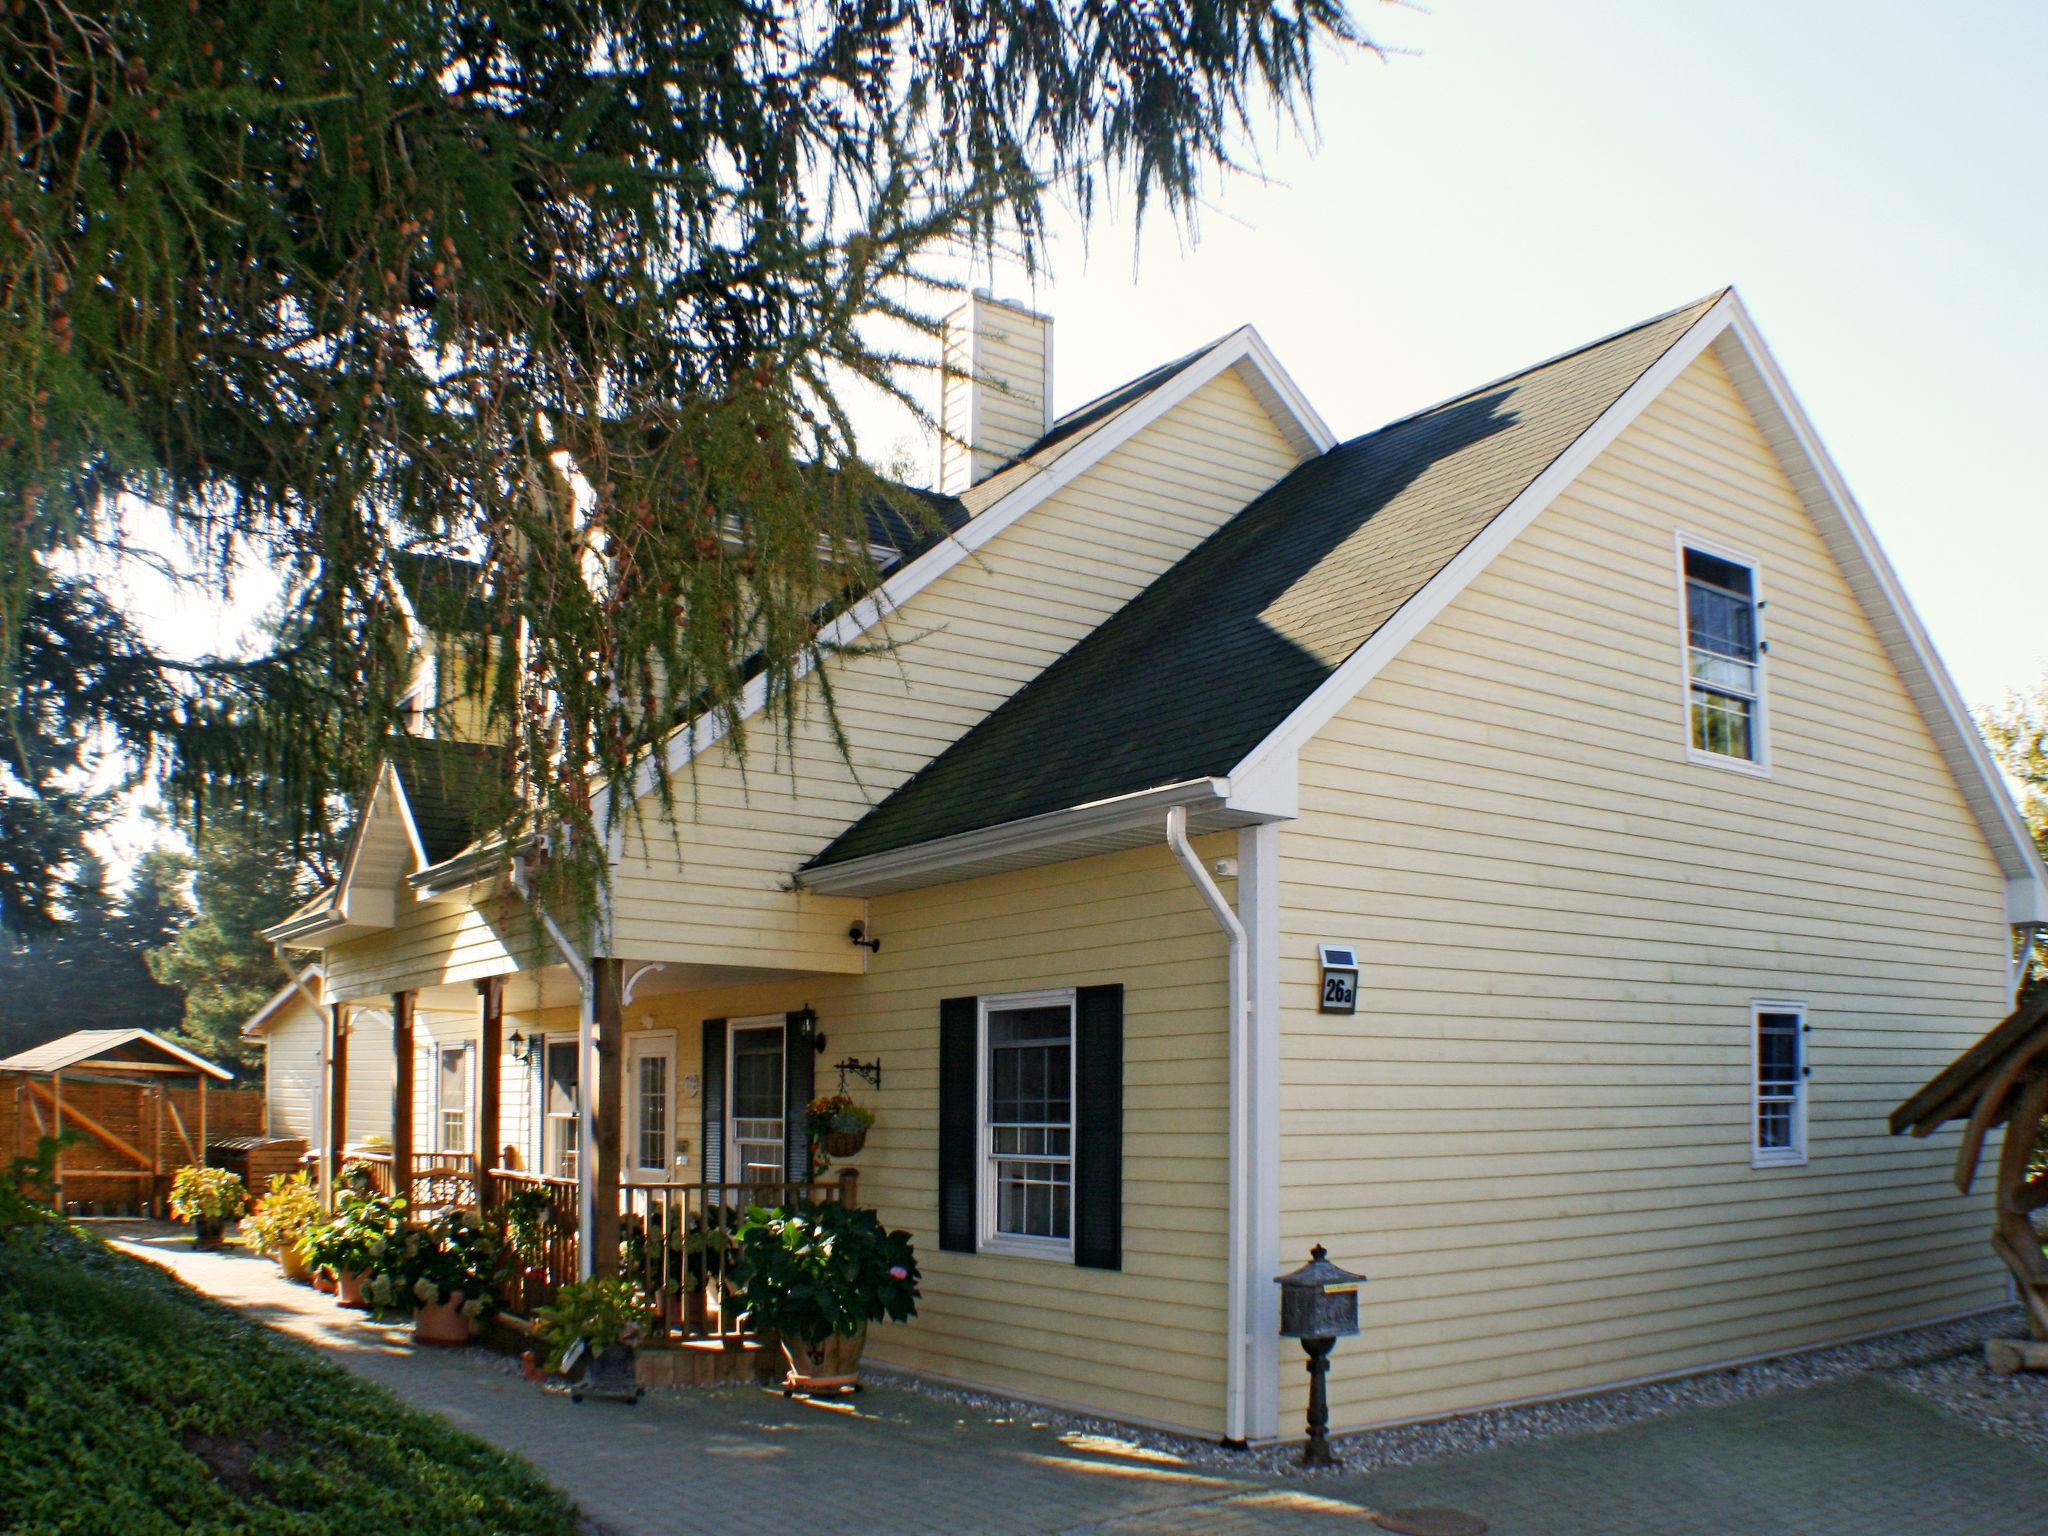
[
  {"left": 604, "top": 838, "right": 1235, "bottom": 1431},
  {"left": 1278, "top": 344, "right": 2009, "bottom": 1433}
]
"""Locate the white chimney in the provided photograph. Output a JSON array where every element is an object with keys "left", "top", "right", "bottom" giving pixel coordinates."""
[{"left": 938, "top": 291, "right": 1053, "bottom": 494}]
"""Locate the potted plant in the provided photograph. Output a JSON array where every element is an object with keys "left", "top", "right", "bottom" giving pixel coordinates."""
[
  {"left": 167, "top": 1165, "right": 250, "bottom": 1248},
  {"left": 535, "top": 1275, "right": 652, "bottom": 1403},
  {"left": 367, "top": 1208, "right": 504, "bottom": 1344},
  {"left": 302, "top": 1188, "right": 405, "bottom": 1308},
  {"left": 244, "top": 1171, "right": 322, "bottom": 1280},
  {"left": 681, "top": 1210, "right": 740, "bottom": 1334},
  {"left": 728, "top": 1199, "right": 919, "bottom": 1393},
  {"left": 805, "top": 1094, "right": 875, "bottom": 1159}
]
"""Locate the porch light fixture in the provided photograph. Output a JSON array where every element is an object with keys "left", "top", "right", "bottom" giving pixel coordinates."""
[
  {"left": 848, "top": 922, "right": 882, "bottom": 953},
  {"left": 1276, "top": 1245, "right": 1367, "bottom": 1468},
  {"left": 509, "top": 1030, "right": 538, "bottom": 1066},
  {"left": 792, "top": 1007, "right": 826, "bottom": 1054}
]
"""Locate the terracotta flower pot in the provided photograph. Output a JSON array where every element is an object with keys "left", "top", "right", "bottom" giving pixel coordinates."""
[
  {"left": 312, "top": 1267, "right": 337, "bottom": 1294},
  {"left": 781, "top": 1322, "right": 867, "bottom": 1393},
  {"left": 279, "top": 1243, "right": 312, "bottom": 1283},
  {"left": 412, "top": 1292, "right": 476, "bottom": 1346},
  {"left": 819, "top": 1128, "right": 867, "bottom": 1158},
  {"left": 335, "top": 1268, "right": 370, "bottom": 1309}
]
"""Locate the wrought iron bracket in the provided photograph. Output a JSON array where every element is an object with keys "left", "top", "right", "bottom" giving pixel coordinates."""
[{"left": 834, "top": 1057, "right": 882, "bottom": 1092}]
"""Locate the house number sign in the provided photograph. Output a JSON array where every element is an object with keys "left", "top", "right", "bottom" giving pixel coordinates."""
[{"left": 1317, "top": 943, "right": 1359, "bottom": 1015}]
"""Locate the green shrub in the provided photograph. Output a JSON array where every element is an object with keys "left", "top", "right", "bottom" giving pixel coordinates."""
[
  {"left": 0, "top": 1223, "right": 578, "bottom": 1533},
  {"left": 242, "top": 1172, "right": 322, "bottom": 1257},
  {"left": 366, "top": 1210, "right": 504, "bottom": 1318},
  {"left": 728, "top": 1200, "right": 919, "bottom": 1348},
  {"left": 302, "top": 1189, "right": 405, "bottom": 1275}
]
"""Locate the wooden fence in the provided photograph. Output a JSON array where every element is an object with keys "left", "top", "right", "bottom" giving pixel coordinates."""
[{"left": 1, "top": 1072, "right": 264, "bottom": 1212}]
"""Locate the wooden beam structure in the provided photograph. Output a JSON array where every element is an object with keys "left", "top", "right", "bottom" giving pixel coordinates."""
[
  {"left": 392, "top": 991, "right": 416, "bottom": 1208},
  {"left": 591, "top": 958, "right": 624, "bottom": 1276},
  {"left": 1895, "top": 990, "right": 2048, "bottom": 1353},
  {"left": 477, "top": 976, "right": 504, "bottom": 1210}
]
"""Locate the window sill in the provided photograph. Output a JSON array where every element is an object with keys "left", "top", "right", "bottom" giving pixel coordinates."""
[
  {"left": 979, "top": 1235, "right": 1073, "bottom": 1264},
  {"left": 1688, "top": 746, "right": 1771, "bottom": 779},
  {"left": 1750, "top": 1150, "right": 1808, "bottom": 1170}
]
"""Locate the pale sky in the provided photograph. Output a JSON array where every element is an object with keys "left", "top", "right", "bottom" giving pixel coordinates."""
[{"left": 896, "top": 0, "right": 2047, "bottom": 710}]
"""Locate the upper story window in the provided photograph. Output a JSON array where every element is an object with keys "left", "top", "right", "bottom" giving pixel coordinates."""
[
  {"left": 1681, "top": 544, "right": 1766, "bottom": 769},
  {"left": 1752, "top": 1002, "right": 1808, "bottom": 1167}
]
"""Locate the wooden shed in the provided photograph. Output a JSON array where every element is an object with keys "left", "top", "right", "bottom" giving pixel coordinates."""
[{"left": 0, "top": 1030, "right": 252, "bottom": 1214}]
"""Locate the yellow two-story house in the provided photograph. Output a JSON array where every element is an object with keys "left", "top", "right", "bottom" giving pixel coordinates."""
[{"left": 264, "top": 288, "right": 2046, "bottom": 1444}]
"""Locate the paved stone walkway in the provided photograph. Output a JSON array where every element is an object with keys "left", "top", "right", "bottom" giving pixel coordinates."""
[{"left": 104, "top": 1222, "right": 2048, "bottom": 1536}]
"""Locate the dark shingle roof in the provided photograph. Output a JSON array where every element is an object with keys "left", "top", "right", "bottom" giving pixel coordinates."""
[
  {"left": 810, "top": 295, "right": 1723, "bottom": 870},
  {"left": 385, "top": 738, "right": 507, "bottom": 865}
]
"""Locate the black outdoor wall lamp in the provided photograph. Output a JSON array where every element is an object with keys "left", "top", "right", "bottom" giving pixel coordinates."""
[{"left": 848, "top": 922, "right": 882, "bottom": 953}]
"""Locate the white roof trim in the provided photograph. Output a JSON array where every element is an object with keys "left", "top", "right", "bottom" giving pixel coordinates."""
[
  {"left": 795, "top": 777, "right": 1285, "bottom": 896},
  {"left": 603, "top": 324, "right": 1333, "bottom": 825},
  {"left": 259, "top": 760, "right": 420, "bottom": 945},
  {"left": 241, "top": 966, "right": 324, "bottom": 1037},
  {"left": 1227, "top": 289, "right": 2047, "bottom": 918}
]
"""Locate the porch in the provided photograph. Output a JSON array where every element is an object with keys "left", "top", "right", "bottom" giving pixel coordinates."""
[{"left": 318, "top": 957, "right": 860, "bottom": 1347}]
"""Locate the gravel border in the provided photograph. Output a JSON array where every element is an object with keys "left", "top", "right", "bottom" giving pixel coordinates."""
[{"left": 866, "top": 1306, "right": 2043, "bottom": 1477}]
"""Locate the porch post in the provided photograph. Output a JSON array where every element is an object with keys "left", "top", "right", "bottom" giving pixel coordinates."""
[
  {"left": 327, "top": 1003, "right": 349, "bottom": 1206},
  {"left": 51, "top": 1068, "right": 64, "bottom": 1212},
  {"left": 391, "top": 990, "right": 415, "bottom": 1206},
  {"left": 589, "top": 958, "right": 624, "bottom": 1276},
  {"left": 476, "top": 975, "right": 504, "bottom": 1209}
]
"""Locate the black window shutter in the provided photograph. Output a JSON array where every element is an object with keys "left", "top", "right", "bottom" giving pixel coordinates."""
[
  {"left": 700, "top": 1018, "right": 727, "bottom": 1185},
  {"left": 784, "top": 1012, "right": 816, "bottom": 1185},
  {"left": 938, "top": 995, "right": 979, "bottom": 1253},
  {"left": 1073, "top": 984, "right": 1124, "bottom": 1271}
]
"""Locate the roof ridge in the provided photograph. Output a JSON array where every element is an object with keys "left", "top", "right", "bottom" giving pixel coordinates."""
[{"left": 1346, "top": 289, "right": 1729, "bottom": 445}]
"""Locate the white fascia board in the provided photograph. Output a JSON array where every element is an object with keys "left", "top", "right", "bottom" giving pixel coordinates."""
[
  {"left": 1229, "top": 292, "right": 1741, "bottom": 789},
  {"left": 240, "top": 972, "right": 316, "bottom": 1036},
  {"left": 795, "top": 778, "right": 1280, "bottom": 895},
  {"left": 1709, "top": 297, "right": 2048, "bottom": 911},
  {"left": 604, "top": 325, "right": 1335, "bottom": 828}
]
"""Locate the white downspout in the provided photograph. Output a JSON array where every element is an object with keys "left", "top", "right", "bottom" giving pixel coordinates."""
[
  {"left": 510, "top": 858, "right": 597, "bottom": 1278},
  {"left": 1166, "top": 805, "right": 1252, "bottom": 1446}
]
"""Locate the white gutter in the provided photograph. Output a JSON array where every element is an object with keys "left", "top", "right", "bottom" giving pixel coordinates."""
[
  {"left": 274, "top": 949, "right": 332, "bottom": 1206},
  {"left": 509, "top": 858, "right": 596, "bottom": 1278},
  {"left": 1166, "top": 804, "right": 1253, "bottom": 1447}
]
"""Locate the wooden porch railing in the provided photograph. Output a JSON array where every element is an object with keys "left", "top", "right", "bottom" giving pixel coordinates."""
[
  {"left": 483, "top": 1168, "right": 861, "bottom": 1341},
  {"left": 343, "top": 1150, "right": 477, "bottom": 1214}
]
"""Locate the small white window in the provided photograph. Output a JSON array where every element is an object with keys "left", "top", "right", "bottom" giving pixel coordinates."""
[
  {"left": 1680, "top": 542, "right": 1767, "bottom": 769},
  {"left": 1752, "top": 1002, "right": 1808, "bottom": 1167},
  {"left": 432, "top": 1042, "right": 472, "bottom": 1153},
  {"left": 980, "top": 990, "right": 1076, "bottom": 1260}
]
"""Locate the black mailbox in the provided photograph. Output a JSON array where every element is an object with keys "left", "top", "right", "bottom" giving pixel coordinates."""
[{"left": 1277, "top": 1244, "right": 1365, "bottom": 1339}]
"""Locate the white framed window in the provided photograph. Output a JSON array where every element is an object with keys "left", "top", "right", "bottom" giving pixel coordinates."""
[
  {"left": 726, "top": 1016, "right": 787, "bottom": 1186},
  {"left": 1751, "top": 1001, "right": 1808, "bottom": 1167},
  {"left": 431, "top": 1042, "right": 472, "bottom": 1153},
  {"left": 1676, "top": 537, "right": 1769, "bottom": 773},
  {"left": 978, "top": 989, "right": 1076, "bottom": 1260}
]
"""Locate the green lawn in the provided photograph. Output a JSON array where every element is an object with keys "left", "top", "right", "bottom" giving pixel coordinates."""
[{"left": 0, "top": 1221, "right": 580, "bottom": 1535}]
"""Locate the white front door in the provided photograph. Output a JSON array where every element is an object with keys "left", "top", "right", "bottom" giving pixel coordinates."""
[
  {"left": 726, "top": 1017, "right": 787, "bottom": 1186},
  {"left": 624, "top": 1033, "right": 678, "bottom": 1183}
]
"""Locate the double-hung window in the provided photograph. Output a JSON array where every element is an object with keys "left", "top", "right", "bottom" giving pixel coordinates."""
[
  {"left": 1681, "top": 544, "right": 1766, "bottom": 768},
  {"left": 433, "top": 1042, "right": 472, "bottom": 1153},
  {"left": 1752, "top": 1002, "right": 1808, "bottom": 1166},
  {"left": 980, "top": 992, "right": 1075, "bottom": 1258}
]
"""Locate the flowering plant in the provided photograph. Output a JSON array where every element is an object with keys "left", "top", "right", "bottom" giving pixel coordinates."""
[
  {"left": 803, "top": 1094, "right": 875, "bottom": 1141},
  {"left": 534, "top": 1274, "right": 653, "bottom": 1370},
  {"left": 727, "top": 1199, "right": 918, "bottom": 1348},
  {"left": 168, "top": 1165, "right": 250, "bottom": 1223},
  {"left": 243, "top": 1171, "right": 321, "bottom": 1256},
  {"left": 302, "top": 1188, "right": 405, "bottom": 1275},
  {"left": 366, "top": 1208, "right": 504, "bottom": 1318}
]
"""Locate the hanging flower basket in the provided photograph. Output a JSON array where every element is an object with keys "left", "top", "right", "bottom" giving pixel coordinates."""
[{"left": 805, "top": 1095, "right": 875, "bottom": 1161}]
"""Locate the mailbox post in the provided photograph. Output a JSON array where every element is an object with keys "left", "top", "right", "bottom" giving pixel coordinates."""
[{"left": 1276, "top": 1244, "right": 1367, "bottom": 1467}]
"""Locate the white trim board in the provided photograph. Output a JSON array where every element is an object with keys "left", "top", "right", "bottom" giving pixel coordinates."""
[{"left": 1226, "top": 289, "right": 2048, "bottom": 918}]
